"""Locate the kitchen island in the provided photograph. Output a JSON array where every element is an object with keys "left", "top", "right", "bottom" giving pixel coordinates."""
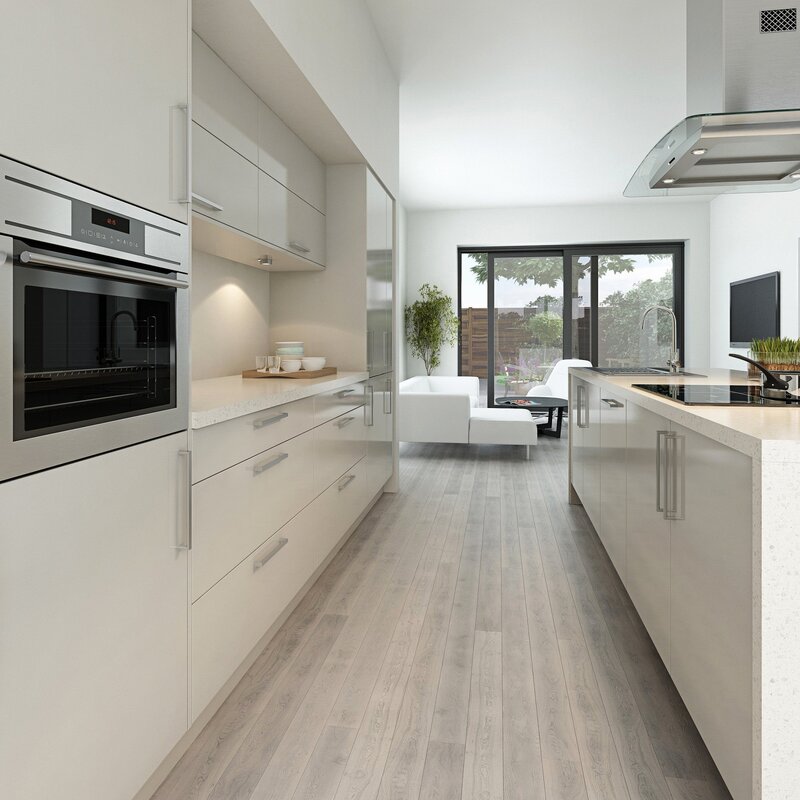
[{"left": 568, "top": 367, "right": 800, "bottom": 800}]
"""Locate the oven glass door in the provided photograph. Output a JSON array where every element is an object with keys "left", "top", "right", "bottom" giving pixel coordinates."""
[{"left": 14, "top": 254, "right": 177, "bottom": 439}]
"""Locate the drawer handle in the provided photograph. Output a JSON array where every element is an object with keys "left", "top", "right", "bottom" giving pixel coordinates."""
[
  {"left": 336, "top": 388, "right": 356, "bottom": 398},
  {"left": 191, "top": 192, "right": 225, "bottom": 212},
  {"left": 335, "top": 416, "right": 355, "bottom": 429},
  {"left": 253, "top": 537, "right": 288, "bottom": 571},
  {"left": 253, "top": 452, "right": 289, "bottom": 475},
  {"left": 288, "top": 240, "right": 311, "bottom": 254},
  {"left": 338, "top": 474, "right": 356, "bottom": 492},
  {"left": 253, "top": 411, "right": 289, "bottom": 429},
  {"left": 601, "top": 398, "right": 624, "bottom": 408}
]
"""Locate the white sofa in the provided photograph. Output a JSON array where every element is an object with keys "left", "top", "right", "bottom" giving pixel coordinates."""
[{"left": 398, "top": 375, "right": 538, "bottom": 456}]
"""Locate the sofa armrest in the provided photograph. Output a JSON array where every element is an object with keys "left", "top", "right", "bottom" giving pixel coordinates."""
[{"left": 398, "top": 392, "right": 472, "bottom": 443}]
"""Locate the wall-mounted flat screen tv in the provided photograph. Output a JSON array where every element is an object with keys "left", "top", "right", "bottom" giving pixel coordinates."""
[{"left": 730, "top": 271, "right": 780, "bottom": 347}]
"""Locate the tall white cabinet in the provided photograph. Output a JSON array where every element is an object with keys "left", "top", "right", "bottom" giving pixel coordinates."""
[
  {"left": 0, "top": 434, "right": 190, "bottom": 800},
  {"left": 0, "top": 1, "right": 189, "bottom": 222}
]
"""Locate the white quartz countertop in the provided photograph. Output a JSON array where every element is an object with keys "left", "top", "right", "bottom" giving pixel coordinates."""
[
  {"left": 191, "top": 371, "right": 369, "bottom": 429},
  {"left": 573, "top": 367, "right": 800, "bottom": 461}
]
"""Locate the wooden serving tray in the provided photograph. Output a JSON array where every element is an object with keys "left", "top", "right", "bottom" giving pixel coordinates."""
[{"left": 242, "top": 367, "right": 337, "bottom": 380}]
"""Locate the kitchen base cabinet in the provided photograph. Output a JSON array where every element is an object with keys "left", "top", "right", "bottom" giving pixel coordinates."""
[
  {"left": 365, "top": 373, "right": 394, "bottom": 497},
  {"left": 0, "top": 433, "right": 189, "bottom": 800},
  {"left": 598, "top": 391, "right": 626, "bottom": 580},
  {"left": 669, "top": 422, "right": 752, "bottom": 800}
]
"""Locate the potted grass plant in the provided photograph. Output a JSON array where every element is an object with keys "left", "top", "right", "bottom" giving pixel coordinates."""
[{"left": 750, "top": 337, "right": 800, "bottom": 372}]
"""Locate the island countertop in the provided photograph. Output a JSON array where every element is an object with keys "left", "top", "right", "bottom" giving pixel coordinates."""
[
  {"left": 571, "top": 367, "right": 800, "bottom": 461},
  {"left": 191, "top": 371, "right": 370, "bottom": 429}
]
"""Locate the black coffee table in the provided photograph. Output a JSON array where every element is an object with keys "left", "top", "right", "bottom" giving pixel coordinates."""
[{"left": 495, "top": 395, "right": 567, "bottom": 438}]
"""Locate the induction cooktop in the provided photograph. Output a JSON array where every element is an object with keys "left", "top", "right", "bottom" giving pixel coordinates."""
[{"left": 632, "top": 384, "right": 800, "bottom": 406}]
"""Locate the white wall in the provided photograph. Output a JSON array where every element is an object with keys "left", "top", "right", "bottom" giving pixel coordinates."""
[
  {"left": 396, "top": 203, "right": 408, "bottom": 379},
  {"left": 191, "top": 251, "right": 270, "bottom": 380},
  {"left": 251, "top": 0, "right": 399, "bottom": 196},
  {"left": 404, "top": 202, "right": 711, "bottom": 376},
  {"left": 709, "top": 191, "right": 800, "bottom": 369}
]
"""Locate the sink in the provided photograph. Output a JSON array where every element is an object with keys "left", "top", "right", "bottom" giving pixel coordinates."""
[{"left": 590, "top": 367, "right": 706, "bottom": 377}]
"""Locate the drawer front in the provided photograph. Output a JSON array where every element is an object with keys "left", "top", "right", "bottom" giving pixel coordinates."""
[
  {"left": 192, "top": 430, "right": 315, "bottom": 601},
  {"left": 314, "top": 409, "right": 367, "bottom": 495},
  {"left": 314, "top": 381, "right": 367, "bottom": 426},
  {"left": 191, "top": 525, "right": 305, "bottom": 720},
  {"left": 193, "top": 397, "right": 314, "bottom": 483},
  {"left": 258, "top": 171, "right": 326, "bottom": 267},
  {"left": 193, "top": 122, "right": 259, "bottom": 236}
]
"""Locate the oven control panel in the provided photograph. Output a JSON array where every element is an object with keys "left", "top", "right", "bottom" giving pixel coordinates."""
[{"left": 70, "top": 199, "right": 146, "bottom": 255}]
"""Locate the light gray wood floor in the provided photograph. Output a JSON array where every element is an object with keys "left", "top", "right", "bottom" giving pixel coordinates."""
[{"left": 152, "top": 438, "right": 731, "bottom": 800}]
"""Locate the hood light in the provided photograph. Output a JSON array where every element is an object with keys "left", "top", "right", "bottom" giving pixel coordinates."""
[
  {"left": 792, "top": 173, "right": 800, "bottom": 180},
  {"left": 691, "top": 148, "right": 708, "bottom": 155},
  {"left": 662, "top": 178, "right": 676, "bottom": 184},
  {"left": 257, "top": 255, "right": 273, "bottom": 266}
]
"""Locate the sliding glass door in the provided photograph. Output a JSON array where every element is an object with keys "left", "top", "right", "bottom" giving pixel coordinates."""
[{"left": 459, "top": 243, "right": 683, "bottom": 407}]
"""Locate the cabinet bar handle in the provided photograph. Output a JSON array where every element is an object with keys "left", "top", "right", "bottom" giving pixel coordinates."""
[
  {"left": 365, "top": 385, "right": 375, "bottom": 427},
  {"left": 367, "top": 330, "right": 374, "bottom": 372},
  {"left": 253, "top": 452, "right": 289, "bottom": 475},
  {"left": 338, "top": 474, "right": 356, "bottom": 491},
  {"left": 191, "top": 192, "right": 224, "bottom": 212},
  {"left": 171, "top": 104, "right": 190, "bottom": 204},
  {"left": 174, "top": 450, "right": 192, "bottom": 550},
  {"left": 335, "top": 416, "right": 355, "bottom": 429},
  {"left": 288, "top": 241, "right": 311, "bottom": 254},
  {"left": 382, "top": 331, "right": 389, "bottom": 367},
  {"left": 253, "top": 537, "right": 288, "bottom": 571},
  {"left": 665, "top": 433, "right": 685, "bottom": 520},
  {"left": 601, "top": 398, "right": 624, "bottom": 408},
  {"left": 336, "top": 388, "right": 356, "bottom": 398},
  {"left": 253, "top": 411, "right": 288, "bottom": 429},
  {"left": 576, "top": 384, "right": 588, "bottom": 428},
  {"left": 384, "top": 376, "right": 392, "bottom": 415},
  {"left": 656, "top": 430, "right": 669, "bottom": 514}
]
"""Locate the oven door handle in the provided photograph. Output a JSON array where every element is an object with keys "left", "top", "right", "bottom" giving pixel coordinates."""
[{"left": 19, "top": 251, "right": 189, "bottom": 289}]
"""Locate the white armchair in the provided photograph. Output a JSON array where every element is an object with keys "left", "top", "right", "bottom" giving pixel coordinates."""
[{"left": 526, "top": 359, "right": 592, "bottom": 400}]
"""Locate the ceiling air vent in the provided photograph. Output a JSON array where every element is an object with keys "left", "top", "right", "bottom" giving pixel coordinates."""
[{"left": 760, "top": 7, "right": 797, "bottom": 33}]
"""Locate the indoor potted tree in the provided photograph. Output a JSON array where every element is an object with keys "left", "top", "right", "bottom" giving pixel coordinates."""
[{"left": 405, "top": 283, "right": 459, "bottom": 375}]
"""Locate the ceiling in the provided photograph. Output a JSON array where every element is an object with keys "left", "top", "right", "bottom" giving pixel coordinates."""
[{"left": 365, "top": 0, "right": 689, "bottom": 210}]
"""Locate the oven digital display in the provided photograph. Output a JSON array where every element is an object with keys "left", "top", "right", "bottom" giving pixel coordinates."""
[{"left": 91, "top": 208, "right": 130, "bottom": 234}]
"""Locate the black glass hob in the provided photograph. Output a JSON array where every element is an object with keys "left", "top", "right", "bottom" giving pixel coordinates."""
[{"left": 633, "top": 384, "right": 800, "bottom": 406}]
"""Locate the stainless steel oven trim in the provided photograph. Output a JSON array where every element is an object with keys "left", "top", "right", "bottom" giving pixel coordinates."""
[{"left": 0, "top": 232, "right": 189, "bottom": 484}]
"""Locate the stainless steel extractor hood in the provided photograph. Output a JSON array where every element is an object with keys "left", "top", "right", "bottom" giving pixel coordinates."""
[{"left": 625, "top": 2, "right": 800, "bottom": 197}]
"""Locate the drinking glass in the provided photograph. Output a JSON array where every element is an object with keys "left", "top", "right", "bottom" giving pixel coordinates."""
[
  {"left": 268, "top": 356, "right": 281, "bottom": 373},
  {"left": 255, "top": 356, "right": 268, "bottom": 372}
]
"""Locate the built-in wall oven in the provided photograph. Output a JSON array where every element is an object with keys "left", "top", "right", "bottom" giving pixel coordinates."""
[{"left": 0, "top": 155, "right": 189, "bottom": 483}]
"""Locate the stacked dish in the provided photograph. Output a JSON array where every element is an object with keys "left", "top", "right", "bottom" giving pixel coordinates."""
[{"left": 275, "top": 341, "right": 304, "bottom": 356}]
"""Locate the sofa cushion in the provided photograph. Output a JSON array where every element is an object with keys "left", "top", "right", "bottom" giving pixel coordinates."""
[{"left": 468, "top": 408, "right": 538, "bottom": 446}]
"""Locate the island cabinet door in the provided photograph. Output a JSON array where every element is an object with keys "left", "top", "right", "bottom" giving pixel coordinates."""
[
  {"left": 668, "top": 423, "right": 753, "bottom": 800},
  {"left": 624, "top": 402, "right": 671, "bottom": 667},
  {"left": 598, "top": 391, "right": 626, "bottom": 581}
]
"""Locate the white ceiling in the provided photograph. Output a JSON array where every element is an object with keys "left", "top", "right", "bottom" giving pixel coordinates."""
[{"left": 365, "top": 0, "right": 689, "bottom": 210}]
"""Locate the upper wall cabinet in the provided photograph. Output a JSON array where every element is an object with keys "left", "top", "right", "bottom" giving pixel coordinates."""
[
  {"left": 0, "top": 0, "right": 190, "bottom": 223},
  {"left": 191, "top": 33, "right": 326, "bottom": 271},
  {"left": 193, "top": 34, "right": 259, "bottom": 164},
  {"left": 259, "top": 104, "right": 326, "bottom": 214}
]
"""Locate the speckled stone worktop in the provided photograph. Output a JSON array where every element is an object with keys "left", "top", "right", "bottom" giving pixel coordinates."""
[
  {"left": 191, "top": 371, "right": 369, "bottom": 429},
  {"left": 571, "top": 367, "right": 800, "bottom": 461}
]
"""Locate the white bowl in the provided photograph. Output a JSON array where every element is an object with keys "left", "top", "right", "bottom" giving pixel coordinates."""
[
  {"left": 281, "top": 359, "right": 302, "bottom": 373},
  {"left": 275, "top": 341, "right": 303, "bottom": 348},
  {"left": 301, "top": 357, "right": 326, "bottom": 371}
]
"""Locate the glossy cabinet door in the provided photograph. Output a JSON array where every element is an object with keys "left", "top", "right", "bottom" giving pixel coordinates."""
[
  {"left": 365, "top": 373, "right": 394, "bottom": 497},
  {"left": 0, "top": 1, "right": 189, "bottom": 222},
  {"left": 192, "top": 33, "right": 259, "bottom": 164},
  {"left": 669, "top": 423, "right": 753, "bottom": 800},
  {"left": 192, "top": 122, "right": 259, "bottom": 236},
  {"left": 258, "top": 171, "right": 326, "bottom": 267},
  {"left": 624, "top": 403, "right": 671, "bottom": 666},
  {"left": 598, "top": 391, "right": 627, "bottom": 580},
  {"left": 0, "top": 433, "right": 189, "bottom": 800}
]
